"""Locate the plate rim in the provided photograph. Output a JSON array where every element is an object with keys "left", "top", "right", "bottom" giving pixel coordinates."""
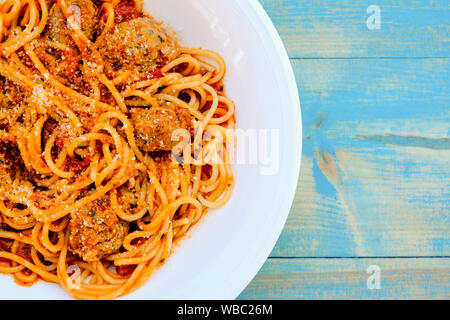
[{"left": 223, "top": 0, "right": 302, "bottom": 299}]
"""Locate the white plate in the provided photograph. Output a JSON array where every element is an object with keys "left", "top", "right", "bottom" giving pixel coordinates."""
[{"left": 0, "top": 0, "right": 302, "bottom": 299}]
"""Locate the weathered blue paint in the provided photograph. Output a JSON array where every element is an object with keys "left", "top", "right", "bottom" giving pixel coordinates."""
[
  {"left": 258, "top": 0, "right": 450, "bottom": 58},
  {"left": 239, "top": 258, "right": 450, "bottom": 299},
  {"left": 239, "top": 0, "right": 450, "bottom": 299}
]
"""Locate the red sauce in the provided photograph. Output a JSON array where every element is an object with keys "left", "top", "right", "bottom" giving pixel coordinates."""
[
  {"left": 116, "top": 264, "right": 136, "bottom": 276},
  {"left": 172, "top": 62, "right": 188, "bottom": 74},
  {"left": 16, "top": 244, "right": 32, "bottom": 262},
  {"left": 131, "top": 237, "right": 147, "bottom": 246},
  {"left": 212, "top": 81, "right": 225, "bottom": 95},
  {"left": 0, "top": 238, "right": 12, "bottom": 251},
  {"left": 201, "top": 164, "right": 213, "bottom": 179},
  {"left": 143, "top": 68, "right": 163, "bottom": 80},
  {"left": 114, "top": 0, "right": 140, "bottom": 24},
  {"left": 63, "top": 48, "right": 79, "bottom": 78},
  {"left": 66, "top": 155, "right": 92, "bottom": 174},
  {"left": 55, "top": 136, "right": 65, "bottom": 149}
]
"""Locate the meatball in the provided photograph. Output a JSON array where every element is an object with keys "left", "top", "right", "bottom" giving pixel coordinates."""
[
  {"left": 97, "top": 16, "right": 180, "bottom": 74},
  {"left": 0, "top": 77, "right": 26, "bottom": 131},
  {"left": 31, "top": 0, "right": 99, "bottom": 91},
  {"left": 68, "top": 196, "right": 128, "bottom": 262},
  {"left": 130, "top": 105, "right": 192, "bottom": 153},
  {"left": 0, "top": 76, "right": 26, "bottom": 108},
  {"left": 46, "top": 0, "right": 99, "bottom": 43}
]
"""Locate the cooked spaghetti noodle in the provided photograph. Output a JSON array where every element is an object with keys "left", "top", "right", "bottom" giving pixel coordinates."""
[{"left": 0, "top": 0, "right": 235, "bottom": 299}]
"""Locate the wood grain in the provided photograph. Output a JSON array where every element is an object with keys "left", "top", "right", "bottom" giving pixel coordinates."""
[
  {"left": 259, "top": 0, "right": 450, "bottom": 58},
  {"left": 269, "top": 59, "right": 449, "bottom": 257},
  {"left": 271, "top": 154, "right": 449, "bottom": 258},
  {"left": 239, "top": 258, "right": 450, "bottom": 299},
  {"left": 239, "top": 0, "right": 450, "bottom": 300}
]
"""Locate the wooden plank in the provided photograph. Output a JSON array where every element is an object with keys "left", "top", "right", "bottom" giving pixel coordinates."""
[
  {"left": 239, "top": 258, "right": 450, "bottom": 299},
  {"left": 270, "top": 58, "right": 449, "bottom": 257},
  {"left": 293, "top": 59, "right": 449, "bottom": 142},
  {"left": 271, "top": 152, "right": 449, "bottom": 257},
  {"left": 259, "top": 0, "right": 450, "bottom": 58},
  {"left": 249, "top": 0, "right": 450, "bottom": 300},
  {"left": 271, "top": 156, "right": 362, "bottom": 257}
]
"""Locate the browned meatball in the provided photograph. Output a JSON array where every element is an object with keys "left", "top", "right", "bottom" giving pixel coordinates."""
[
  {"left": 130, "top": 105, "right": 192, "bottom": 153},
  {"left": 68, "top": 196, "right": 128, "bottom": 262},
  {"left": 0, "top": 77, "right": 26, "bottom": 132},
  {"left": 0, "top": 76, "right": 27, "bottom": 108},
  {"left": 31, "top": 0, "right": 99, "bottom": 92},
  {"left": 97, "top": 16, "right": 180, "bottom": 74},
  {"left": 46, "top": 0, "right": 99, "bottom": 43}
]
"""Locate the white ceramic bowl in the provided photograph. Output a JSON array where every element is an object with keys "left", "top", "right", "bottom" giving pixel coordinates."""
[{"left": 0, "top": 0, "right": 302, "bottom": 299}]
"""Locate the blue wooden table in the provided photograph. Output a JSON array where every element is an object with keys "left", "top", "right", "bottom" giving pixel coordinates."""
[{"left": 239, "top": 0, "right": 449, "bottom": 300}]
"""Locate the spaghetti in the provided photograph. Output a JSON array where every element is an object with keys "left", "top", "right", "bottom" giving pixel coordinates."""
[{"left": 0, "top": 0, "right": 235, "bottom": 299}]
